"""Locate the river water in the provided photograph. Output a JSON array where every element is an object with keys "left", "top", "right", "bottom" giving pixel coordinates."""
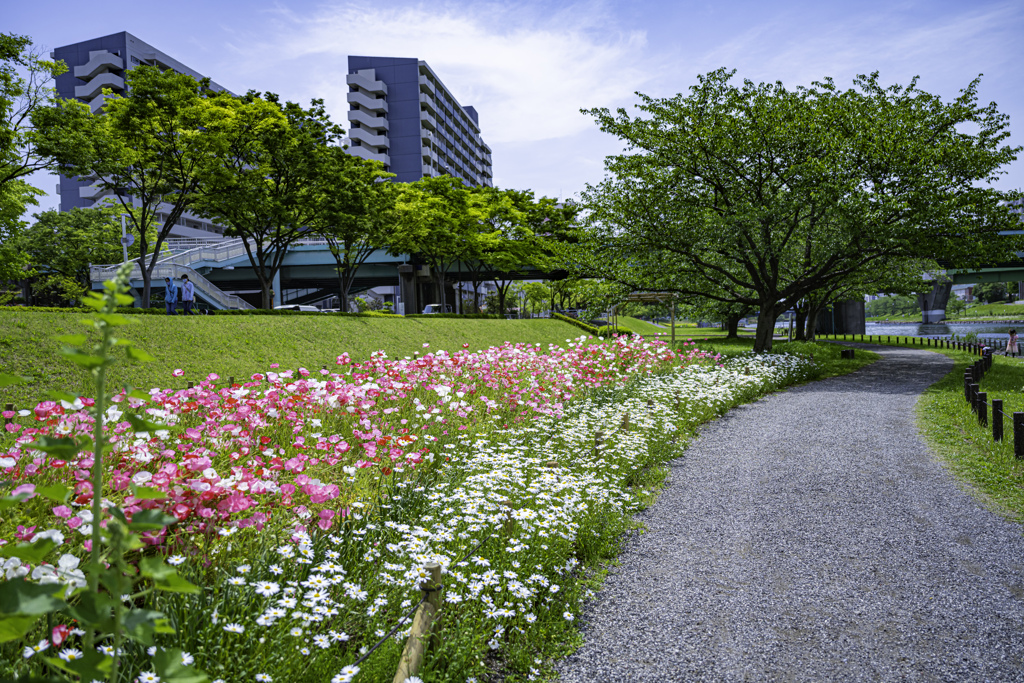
[{"left": 864, "top": 321, "right": 1024, "bottom": 341}]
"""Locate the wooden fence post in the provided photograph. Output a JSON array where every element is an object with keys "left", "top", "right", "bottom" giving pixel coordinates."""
[
  {"left": 620, "top": 412, "right": 630, "bottom": 432},
  {"left": 970, "top": 384, "right": 980, "bottom": 413},
  {"left": 594, "top": 430, "right": 604, "bottom": 457},
  {"left": 392, "top": 562, "right": 443, "bottom": 683},
  {"left": 3, "top": 402, "right": 12, "bottom": 426},
  {"left": 187, "top": 381, "right": 194, "bottom": 389},
  {"left": 978, "top": 391, "right": 988, "bottom": 427},
  {"left": 964, "top": 371, "right": 972, "bottom": 402},
  {"left": 993, "top": 399, "right": 1003, "bottom": 442},
  {"left": 1014, "top": 413, "right": 1024, "bottom": 460}
]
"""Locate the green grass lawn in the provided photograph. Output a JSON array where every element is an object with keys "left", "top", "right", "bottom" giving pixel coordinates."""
[
  {"left": 915, "top": 350, "right": 1024, "bottom": 522},
  {"left": 0, "top": 311, "right": 593, "bottom": 410}
]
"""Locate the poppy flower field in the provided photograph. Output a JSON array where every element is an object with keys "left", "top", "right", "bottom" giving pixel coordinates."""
[{"left": 1, "top": 330, "right": 817, "bottom": 683}]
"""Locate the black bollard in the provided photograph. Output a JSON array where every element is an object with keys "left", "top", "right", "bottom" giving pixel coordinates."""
[{"left": 993, "top": 399, "right": 1003, "bottom": 442}]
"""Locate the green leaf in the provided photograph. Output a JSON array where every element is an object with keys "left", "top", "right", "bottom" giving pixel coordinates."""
[
  {"left": 128, "top": 509, "right": 177, "bottom": 531},
  {"left": 123, "top": 607, "right": 170, "bottom": 646},
  {"left": 139, "top": 555, "right": 175, "bottom": 581},
  {"left": 154, "top": 647, "right": 209, "bottom": 683},
  {"left": 56, "top": 333, "right": 88, "bottom": 346},
  {"left": 0, "top": 492, "right": 33, "bottom": 511},
  {"left": 45, "top": 648, "right": 112, "bottom": 680},
  {"left": 59, "top": 350, "right": 105, "bottom": 368},
  {"left": 154, "top": 572, "right": 200, "bottom": 594},
  {"left": 126, "top": 413, "right": 166, "bottom": 433},
  {"left": 0, "top": 614, "right": 41, "bottom": 643},
  {"left": 31, "top": 435, "right": 82, "bottom": 458},
  {"left": 46, "top": 390, "right": 80, "bottom": 404},
  {"left": 0, "top": 578, "right": 66, "bottom": 619},
  {"left": 127, "top": 389, "right": 152, "bottom": 401},
  {"left": 126, "top": 346, "right": 157, "bottom": 362},
  {"left": 0, "top": 372, "right": 28, "bottom": 388},
  {"left": 65, "top": 590, "right": 114, "bottom": 629},
  {"left": 131, "top": 484, "right": 167, "bottom": 501},
  {"left": 93, "top": 312, "right": 131, "bottom": 326},
  {"left": 1, "top": 538, "right": 57, "bottom": 564},
  {"left": 35, "top": 483, "right": 72, "bottom": 503}
]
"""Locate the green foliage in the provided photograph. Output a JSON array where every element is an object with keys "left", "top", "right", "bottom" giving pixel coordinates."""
[
  {"left": 579, "top": 68, "right": 1024, "bottom": 352},
  {"left": 865, "top": 295, "right": 922, "bottom": 318},
  {"left": 973, "top": 282, "right": 1009, "bottom": 304},
  {"left": 0, "top": 264, "right": 204, "bottom": 682}
]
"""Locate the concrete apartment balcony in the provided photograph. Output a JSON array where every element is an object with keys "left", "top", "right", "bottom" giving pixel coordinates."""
[
  {"left": 75, "top": 72, "right": 125, "bottom": 100},
  {"left": 419, "top": 111, "right": 438, "bottom": 132},
  {"left": 418, "top": 75, "right": 436, "bottom": 96},
  {"left": 79, "top": 182, "right": 109, "bottom": 200},
  {"left": 349, "top": 127, "right": 390, "bottom": 149},
  {"left": 346, "top": 70, "right": 388, "bottom": 95},
  {"left": 347, "top": 109, "right": 389, "bottom": 132},
  {"left": 419, "top": 93, "right": 437, "bottom": 116},
  {"left": 74, "top": 51, "right": 124, "bottom": 80},
  {"left": 89, "top": 94, "right": 111, "bottom": 114},
  {"left": 347, "top": 145, "right": 390, "bottom": 166},
  {"left": 346, "top": 91, "right": 388, "bottom": 113}
]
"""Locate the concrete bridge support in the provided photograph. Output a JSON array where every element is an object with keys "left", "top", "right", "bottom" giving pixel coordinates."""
[
  {"left": 815, "top": 300, "right": 865, "bottom": 335},
  {"left": 918, "top": 280, "right": 953, "bottom": 324}
]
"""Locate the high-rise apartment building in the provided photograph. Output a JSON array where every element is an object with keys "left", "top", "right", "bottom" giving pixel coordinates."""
[
  {"left": 51, "top": 32, "right": 230, "bottom": 238},
  {"left": 345, "top": 56, "right": 493, "bottom": 186}
]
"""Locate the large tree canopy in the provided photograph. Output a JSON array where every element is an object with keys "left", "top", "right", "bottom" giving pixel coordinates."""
[{"left": 579, "top": 69, "right": 1024, "bottom": 351}]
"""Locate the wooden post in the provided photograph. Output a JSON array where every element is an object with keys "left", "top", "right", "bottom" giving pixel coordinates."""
[
  {"left": 3, "top": 402, "right": 12, "bottom": 426},
  {"left": 594, "top": 430, "right": 604, "bottom": 457},
  {"left": 620, "top": 412, "right": 630, "bottom": 432},
  {"left": 647, "top": 398, "right": 654, "bottom": 413},
  {"left": 228, "top": 376, "right": 235, "bottom": 386},
  {"left": 392, "top": 562, "right": 443, "bottom": 683},
  {"left": 964, "top": 371, "right": 973, "bottom": 403},
  {"left": 670, "top": 301, "right": 676, "bottom": 347},
  {"left": 978, "top": 391, "right": 988, "bottom": 427},
  {"left": 187, "top": 381, "right": 194, "bottom": 389},
  {"left": 970, "top": 384, "right": 980, "bottom": 413},
  {"left": 993, "top": 399, "right": 1003, "bottom": 441},
  {"left": 1014, "top": 413, "right": 1024, "bottom": 459}
]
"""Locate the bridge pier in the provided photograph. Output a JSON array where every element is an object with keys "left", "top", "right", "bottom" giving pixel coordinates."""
[{"left": 918, "top": 280, "right": 953, "bottom": 324}]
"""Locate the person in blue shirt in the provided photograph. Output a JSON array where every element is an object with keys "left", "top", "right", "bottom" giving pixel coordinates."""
[{"left": 164, "top": 277, "right": 178, "bottom": 315}]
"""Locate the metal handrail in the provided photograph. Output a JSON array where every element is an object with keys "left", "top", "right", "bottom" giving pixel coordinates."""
[{"left": 89, "top": 262, "right": 254, "bottom": 310}]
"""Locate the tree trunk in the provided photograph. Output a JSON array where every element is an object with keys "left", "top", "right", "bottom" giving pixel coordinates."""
[
  {"left": 804, "top": 303, "right": 822, "bottom": 341},
  {"left": 338, "top": 271, "right": 349, "bottom": 313},
  {"left": 753, "top": 306, "right": 778, "bottom": 353},
  {"left": 794, "top": 304, "right": 808, "bottom": 342},
  {"left": 725, "top": 314, "right": 741, "bottom": 339}
]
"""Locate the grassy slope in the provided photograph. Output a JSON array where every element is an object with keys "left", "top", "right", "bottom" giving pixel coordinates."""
[{"left": 0, "top": 312, "right": 591, "bottom": 409}]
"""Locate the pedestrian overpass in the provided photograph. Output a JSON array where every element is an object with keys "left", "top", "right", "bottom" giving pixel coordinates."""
[{"left": 89, "top": 238, "right": 553, "bottom": 312}]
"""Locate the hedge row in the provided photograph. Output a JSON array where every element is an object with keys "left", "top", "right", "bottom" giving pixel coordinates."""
[{"left": 551, "top": 312, "right": 634, "bottom": 337}]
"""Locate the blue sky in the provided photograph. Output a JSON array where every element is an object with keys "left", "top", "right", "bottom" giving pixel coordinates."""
[{"left": 8, "top": 0, "right": 1023, "bottom": 211}]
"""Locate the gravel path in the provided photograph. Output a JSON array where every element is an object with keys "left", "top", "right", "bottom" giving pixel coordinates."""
[{"left": 556, "top": 345, "right": 1024, "bottom": 682}]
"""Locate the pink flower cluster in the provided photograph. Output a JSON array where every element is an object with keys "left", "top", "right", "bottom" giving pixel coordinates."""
[{"left": 1, "top": 336, "right": 713, "bottom": 549}]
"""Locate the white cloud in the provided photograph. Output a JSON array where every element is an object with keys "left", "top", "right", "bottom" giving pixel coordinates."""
[{"left": 229, "top": 1, "right": 654, "bottom": 144}]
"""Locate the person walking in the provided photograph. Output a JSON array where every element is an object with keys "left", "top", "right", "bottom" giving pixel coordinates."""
[
  {"left": 181, "top": 275, "right": 195, "bottom": 315},
  {"left": 1007, "top": 329, "right": 1018, "bottom": 357},
  {"left": 164, "top": 276, "right": 178, "bottom": 316}
]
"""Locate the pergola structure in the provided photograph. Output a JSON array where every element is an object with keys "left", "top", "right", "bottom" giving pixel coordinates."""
[{"left": 622, "top": 291, "right": 678, "bottom": 345}]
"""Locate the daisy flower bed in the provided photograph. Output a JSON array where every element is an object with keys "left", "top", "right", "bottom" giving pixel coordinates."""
[{"left": 1, "top": 334, "right": 815, "bottom": 683}]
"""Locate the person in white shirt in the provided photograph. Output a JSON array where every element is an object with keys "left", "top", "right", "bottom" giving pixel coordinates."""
[{"left": 181, "top": 275, "right": 196, "bottom": 315}]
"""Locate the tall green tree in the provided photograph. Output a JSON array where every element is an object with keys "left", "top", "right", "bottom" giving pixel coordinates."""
[
  {"left": 194, "top": 93, "right": 343, "bottom": 309},
  {"left": 581, "top": 69, "right": 1024, "bottom": 351},
  {"left": 389, "top": 176, "right": 478, "bottom": 312},
  {"left": 37, "top": 65, "right": 227, "bottom": 307},
  {"left": 17, "top": 205, "right": 152, "bottom": 303},
  {"left": 312, "top": 149, "right": 396, "bottom": 312},
  {"left": 0, "top": 33, "right": 97, "bottom": 285}
]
